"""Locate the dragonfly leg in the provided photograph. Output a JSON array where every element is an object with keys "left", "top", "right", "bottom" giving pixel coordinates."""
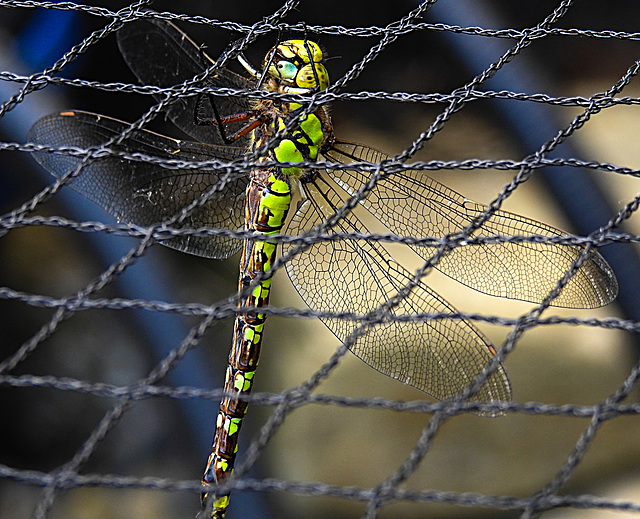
[{"left": 194, "top": 92, "right": 268, "bottom": 145}]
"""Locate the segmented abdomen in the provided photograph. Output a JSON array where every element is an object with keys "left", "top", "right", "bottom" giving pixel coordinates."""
[{"left": 201, "top": 169, "right": 291, "bottom": 518}]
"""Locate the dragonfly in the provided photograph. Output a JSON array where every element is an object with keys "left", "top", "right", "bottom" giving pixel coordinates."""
[{"left": 28, "top": 18, "right": 618, "bottom": 519}]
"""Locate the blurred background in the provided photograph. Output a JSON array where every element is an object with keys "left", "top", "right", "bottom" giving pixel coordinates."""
[{"left": 2, "top": 1, "right": 640, "bottom": 518}]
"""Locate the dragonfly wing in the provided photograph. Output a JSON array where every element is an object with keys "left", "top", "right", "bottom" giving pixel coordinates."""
[
  {"left": 324, "top": 141, "right": 618, "bottom": 309},
  {"left": 28, "top": 110, "right": 246, "bottom": 259},
  {"left": 116, "top": 18, "right": 254, "bottom": 147},
  {"left": 284, "top": 173, "right": 511, "bottom": 403}
]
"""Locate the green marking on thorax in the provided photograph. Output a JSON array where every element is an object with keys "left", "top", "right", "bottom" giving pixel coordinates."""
[
  {"left": 274, "top": 140, "right": 303, "bottom": 175},
  {"left": 300, "top": 113, "right": 324, "bottom": 148},
  {"left": 271, "top": 110, "right": 325, "bottom": 176}
]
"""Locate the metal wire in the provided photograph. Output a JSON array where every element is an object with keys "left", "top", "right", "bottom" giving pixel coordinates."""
[{"left": 2, "top": 1, "right": 640, "bottom": 518}]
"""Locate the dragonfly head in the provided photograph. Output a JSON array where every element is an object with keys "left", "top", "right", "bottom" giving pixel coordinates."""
[{"left": 264, "top": 40, "right": 329, "bottom": 92}]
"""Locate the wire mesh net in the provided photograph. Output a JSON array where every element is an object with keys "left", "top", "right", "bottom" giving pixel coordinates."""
[{"left": 2, "top": 1, "right": 640, "bottom": 518}]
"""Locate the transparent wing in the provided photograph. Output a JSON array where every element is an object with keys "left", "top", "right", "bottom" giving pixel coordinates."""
[
  {"left": 116, "top": 17, "right": 255, "bottom": 147},
  {"left": 28, "top": 110, "right": 246, "bottom": 259},
  {"left": 283, "top": 173, "right": 511, "bottom": 403},
  {"left": 324, "top": 141, "right": 618, "bottom": 309}
]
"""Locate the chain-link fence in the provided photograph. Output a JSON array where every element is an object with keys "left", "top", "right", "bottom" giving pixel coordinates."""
[{"left": 2, "top": 1, "right": 640, "bottom": 518}]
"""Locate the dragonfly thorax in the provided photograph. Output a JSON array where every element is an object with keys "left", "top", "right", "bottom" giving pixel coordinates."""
[
  {"left": 241, "top": 39, "right": 333, "bottom": 177},
  {"left": 250, "top": 105, "right": 331, "bottom": 177},
  {"left": 251, "top": 40, "right": 333, "bottom": 177}
]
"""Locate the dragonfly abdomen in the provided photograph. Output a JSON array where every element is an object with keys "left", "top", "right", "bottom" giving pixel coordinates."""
[{"left": 202, "top": 170, "right": 291, "bottom": 518}]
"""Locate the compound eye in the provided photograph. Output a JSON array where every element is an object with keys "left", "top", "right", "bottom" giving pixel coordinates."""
[
  {"left": 296, "top": 63, "right": 330, "bottom": 90},
  {"left": 273, "top": 60, "right": 298, "bottom": 80}
]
